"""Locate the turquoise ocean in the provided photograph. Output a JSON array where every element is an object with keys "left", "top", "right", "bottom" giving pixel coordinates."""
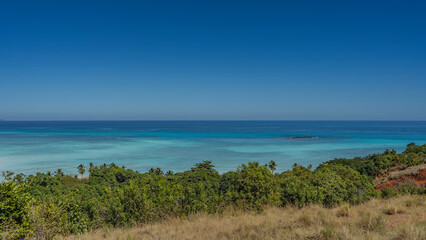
[{"left": 1, "top": 121, "right": 426, "bottom": 175}]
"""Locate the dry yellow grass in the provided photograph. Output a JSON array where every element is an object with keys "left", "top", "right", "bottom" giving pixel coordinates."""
[{"left": 62, "top": 196, "right": 426, "bottom": 240}]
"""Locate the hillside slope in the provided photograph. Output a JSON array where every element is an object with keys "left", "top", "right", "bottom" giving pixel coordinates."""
[
  {"left": 64, "top": 196, "right": 426, "bottom": 240},
  {"left": 375, "top": 163, "right": 426, "bottom": 190}
]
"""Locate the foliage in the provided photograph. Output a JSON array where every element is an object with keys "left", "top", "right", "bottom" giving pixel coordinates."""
[
  {"left": 268, "top": 160, "right": 277, "bottom": 173},
  {"left": 326, "top": 143, "right": 426, "bottom": 177},
  {"left": 281, "top": 164, "right": 378, "bottom": 207},
  {"left": 228, "top": 162, "right": 280, "bottom": 210},
  {"left": 280, "top": 175, "right": 323, "bottom": 208},
  {"left": 0, "top": 179, "right": 32, "bottom": 238},
  {"left": 0, "top": 144, "right": 425, "bottom": 239},
  {"left": 77, "top": 164, "right": 85, "bottom": 177},
  {"left": 381, "top": 188, "right": 400, "bottom": 199}
]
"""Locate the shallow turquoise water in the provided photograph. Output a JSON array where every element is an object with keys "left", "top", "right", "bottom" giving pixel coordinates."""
[{"left": 1, "top": 121, "right": 425, "bottom": 175}]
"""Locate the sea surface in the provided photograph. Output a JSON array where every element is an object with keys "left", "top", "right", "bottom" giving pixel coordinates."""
[{"left": 1, "top": 121, "right": 426, "bottom": 175}]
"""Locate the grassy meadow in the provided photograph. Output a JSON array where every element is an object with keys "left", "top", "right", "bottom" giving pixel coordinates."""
[{"left": 64, "top": 195, "right": 426, "bottom": 240}]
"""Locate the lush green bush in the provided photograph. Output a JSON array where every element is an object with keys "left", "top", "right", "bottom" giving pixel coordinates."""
[
  {"left": 0, "top": 180, "right": 32, "bottom": 239},
  {"left": 280, "top": 164, "right": 378, "bottom": 207},
  {"left": 281, "top": 175, "right": 323, "bottom": 207},
  {"left": 227, "top": 162, "right": 280, "bottom": 210},
  {"left": 176, "top": 161, "right": 221, "bottom": 214},
  {"left": 381, "top": 188, "right": 400, "bottom": 198},
  {"left": 314, "top": 164, "right": 378, "bottom": 206}
]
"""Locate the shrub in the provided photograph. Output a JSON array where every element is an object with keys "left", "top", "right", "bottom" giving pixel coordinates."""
[
  {"left": 0, "top": 180, "right": 32, "bottom": 238},
  {"left": 280, "top": 175, "right": 323, "bottom": 207},
  {"left": 230, "top": 162, "right": 280, "bottom": 210},
  {"left": 381, "top": 188, "right": 400, "bottom": 198}
]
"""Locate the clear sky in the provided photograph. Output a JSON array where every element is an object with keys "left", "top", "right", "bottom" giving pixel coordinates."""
[{"left": 1, "top": 0, "right": 425, "bottom": 120}]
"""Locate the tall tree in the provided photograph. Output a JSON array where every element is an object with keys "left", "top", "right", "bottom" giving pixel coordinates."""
[
  {"left": 268, "top": 160, "right": 277, "bottom": 173},
  {"left": 55, "top": 168, "right": 64, "bottom": 177},
  {"left": 88, "top": 162, "right": 94, "bottom": 173},
  {"left": 77, "top": 164, "right": 85, "bottom": 178}
]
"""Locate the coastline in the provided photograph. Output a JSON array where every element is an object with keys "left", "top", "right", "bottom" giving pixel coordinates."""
[{"left": 1, "top": 143, "right": 425, "bottom": 239}]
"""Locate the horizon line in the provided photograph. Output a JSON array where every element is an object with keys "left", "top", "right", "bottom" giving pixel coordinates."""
[{"left": 2, "top": 119, "right": 426, "bottom": 122}]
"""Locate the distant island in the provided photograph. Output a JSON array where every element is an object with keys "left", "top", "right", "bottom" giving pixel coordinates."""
[{"left": 285, "top": 136, "right": 319, "bottom": 139}]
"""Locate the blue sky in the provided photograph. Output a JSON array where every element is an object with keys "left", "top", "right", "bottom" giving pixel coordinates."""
[{"left": 1, "top": 1, "right": 425, "bottom": 120}]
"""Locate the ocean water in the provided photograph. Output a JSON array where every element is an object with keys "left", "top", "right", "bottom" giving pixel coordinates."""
[{"left": 1, "top": 121, "right": 426, "bottom": 175}]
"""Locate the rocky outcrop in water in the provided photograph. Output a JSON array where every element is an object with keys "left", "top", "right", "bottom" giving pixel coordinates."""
[{"left": 285, "top": 136, "right": 319, "bottom": 139}]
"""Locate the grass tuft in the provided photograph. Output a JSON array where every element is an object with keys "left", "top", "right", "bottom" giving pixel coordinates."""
[
  {"left": 358, "top": 212, "right": 386, "bottom": 232},
  {"left": 336, "top": 203, "right": 350, "bottom": 217},
  {"left": 405, "top": 197, "right": 424, "bottom": 208}
]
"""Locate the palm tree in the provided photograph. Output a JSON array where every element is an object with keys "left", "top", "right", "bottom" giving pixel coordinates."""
[
  {"left": 56, "top": 168, "right": 64, "bottom": 177},
  {"left": 268, "top": 160, "right": 277, "bottom": 173},
  {"left": 154, "top": 168, "right": 163, "bottom": 176},
  {"left": 77, "top": 164, "right": 85, "bottom": 178},
  {"left": 89, "top": 162, "right": 94, "bottom": 173},
  {"left": 2, "top": 171, "right": 14, "bottom": 180}
]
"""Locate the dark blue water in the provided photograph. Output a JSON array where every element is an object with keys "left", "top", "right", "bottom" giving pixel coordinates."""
[{"left": 1, "top": 121, "right": 425, "bottom": 175}]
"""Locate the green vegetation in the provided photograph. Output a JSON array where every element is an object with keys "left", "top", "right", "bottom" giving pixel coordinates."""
[
  {"left": 1, "top": 144, "right": 425, "bottom": 239},
  {"left": 77, "top": 164, "right": 85, "bottom": 178},
  {"left": 65, "top": 196, "right": 426, "bottom": 240},
  {"left": 326, "top": 142, "right": 426, "bottom": 177},
  {"left": 280, "top": 163, "right": 378, "bottom": 208}
]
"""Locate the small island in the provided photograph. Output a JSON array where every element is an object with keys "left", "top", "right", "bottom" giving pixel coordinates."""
[{"left": 285, "top": 136, "right": 319, "bottom": 139}]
